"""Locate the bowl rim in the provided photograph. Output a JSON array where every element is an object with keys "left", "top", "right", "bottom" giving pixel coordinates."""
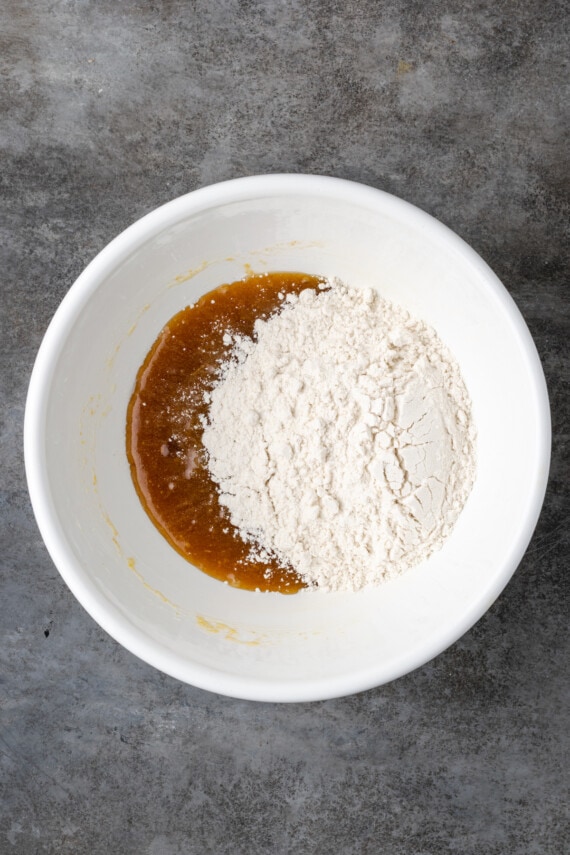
[{"left": 24, "top": 173, "right": 551, "bottom": 701}]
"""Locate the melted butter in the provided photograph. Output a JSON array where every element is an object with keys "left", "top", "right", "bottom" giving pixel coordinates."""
[
  {"left": 126, "top": 271, "right": 325, "bottom": 593},
  {"left": 196, "top": 615, "right": 263, "bottom": 645}
]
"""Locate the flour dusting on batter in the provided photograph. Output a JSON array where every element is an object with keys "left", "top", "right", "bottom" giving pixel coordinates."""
[{"left": 202, "top": 280, "right": 476, "bottom": 592}]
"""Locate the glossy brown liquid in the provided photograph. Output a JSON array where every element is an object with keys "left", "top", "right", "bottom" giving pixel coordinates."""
[{"left": 126, "top": 272, "right": 325, "bottom": 593}]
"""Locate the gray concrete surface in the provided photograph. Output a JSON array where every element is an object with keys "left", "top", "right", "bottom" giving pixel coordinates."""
[{"left": 1, "top": 1, "right": 568, "bottom": 853}]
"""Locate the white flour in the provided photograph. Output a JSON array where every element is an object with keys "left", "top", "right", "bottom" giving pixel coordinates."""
[{"left": 202, "top": 280, "right": 476, "bottom": 592}]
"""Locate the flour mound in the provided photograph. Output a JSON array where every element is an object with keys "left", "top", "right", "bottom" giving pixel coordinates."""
[{"left": 202, "top": 281, "right": 476, "bottom": 592}]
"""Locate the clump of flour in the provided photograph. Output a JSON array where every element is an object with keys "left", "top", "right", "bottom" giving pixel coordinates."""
[{"left": 202, "top": 280, "right": 476, "bottom": 592}]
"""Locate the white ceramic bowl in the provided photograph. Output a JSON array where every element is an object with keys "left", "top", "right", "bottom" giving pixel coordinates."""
[{"left": 24, "top": 175, "right": 550, "bottom": 702}]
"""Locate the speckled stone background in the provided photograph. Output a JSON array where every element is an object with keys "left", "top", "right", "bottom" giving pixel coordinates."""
[{"left": 1, "top": 1, "right": 568, "bottom": 853}]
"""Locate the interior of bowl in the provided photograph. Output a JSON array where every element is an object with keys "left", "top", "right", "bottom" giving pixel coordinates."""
[{"left": 25, "top": 175, "right": 550, "bottom": 701}]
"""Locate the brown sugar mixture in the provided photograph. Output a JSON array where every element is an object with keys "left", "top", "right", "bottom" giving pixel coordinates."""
[{"left": 126, "top": 271, "right": 325, "bottom": 593}]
